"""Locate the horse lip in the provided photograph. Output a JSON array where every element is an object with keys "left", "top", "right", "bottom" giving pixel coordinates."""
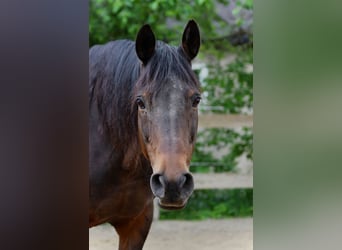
[
  {"left": 157, "top": 199, "right": 187, "bottom": 210},
  {"left": 159, "top": 203, "right": 186, "bottom": 210}
]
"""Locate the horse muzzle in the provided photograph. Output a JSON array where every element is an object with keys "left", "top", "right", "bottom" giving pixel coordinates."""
[{"left": 150, "top": 172, "right": 194, "bottom": 210}]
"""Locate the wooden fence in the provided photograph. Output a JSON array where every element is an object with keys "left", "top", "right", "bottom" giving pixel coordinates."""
[{"left": 195, "top": 113, "right": 253, "bottom": 188}]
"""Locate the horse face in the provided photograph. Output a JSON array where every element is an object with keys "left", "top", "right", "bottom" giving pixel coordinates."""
[
  {"left": 135, "top": 20, "right": 200, "bottom": 209},
  {"left": 136, "top": 81, "right": 200, "bottom": 209}
]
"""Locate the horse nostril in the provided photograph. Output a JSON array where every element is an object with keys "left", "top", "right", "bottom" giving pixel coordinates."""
[
  {"left": 150, "top": 174, "right": 165, "bottom": 198},
  {"left": 144, "top": 135, "right": 150, "bottom": 143},
  {"left": 178, "top": 174, "right": 187, "bottom": 187},
  {"left": 182, "top": 173, "right": 194, "bottom": 195}
]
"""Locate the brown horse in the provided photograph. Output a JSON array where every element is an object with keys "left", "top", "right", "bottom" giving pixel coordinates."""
[{"left": 89, "top": 20, "right": 201, "bottom": 250}]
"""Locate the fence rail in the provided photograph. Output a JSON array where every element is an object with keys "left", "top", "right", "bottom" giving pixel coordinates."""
[
  {"left": 193, "top": 173, "right": 253, "bottom": 189},
  {"left": 198, "top": 114, "right": 253, "bottom": 129}
]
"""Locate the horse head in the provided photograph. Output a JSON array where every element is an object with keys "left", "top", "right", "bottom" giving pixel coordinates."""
[{"left": 134, "top": 20, "right": 201, "bottom": 209}]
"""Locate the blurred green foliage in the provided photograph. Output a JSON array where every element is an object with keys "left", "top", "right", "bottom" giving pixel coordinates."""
[
  {"left": 160, "top": 189, "right": 253, "bottom": 220},
  {"left": 89, "top": 0, "right": 253, "bottom": 219},
  {"left": 233, "top": 0, "right": 253, "bottom": 27},
  {"left": 89, "top": 0, "right": 230, "bottom": 46},
  {"left": 191, "top": 127, "right": 253, "bottom": 173},
  {"left": 203, "top": 48, "right": 253, "bottom": 114}
]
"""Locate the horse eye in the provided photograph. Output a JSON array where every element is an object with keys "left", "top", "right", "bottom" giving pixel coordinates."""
[
  {"left": 136, "top": 97, "right": 146, "bottom": 109},
  {"left": 192, "top": 96, "right": 201, "bottom": 108}
]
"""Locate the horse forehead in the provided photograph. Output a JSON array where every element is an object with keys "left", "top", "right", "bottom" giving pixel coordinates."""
[
  {"left": 157, "top": 82, "right": 186, "bottom": 103},
  {"left": 170, "top": 80, "right": 186, "bottom": 90},
  {"left": 151, "top": 84, "right": 186, "bottom": 114}
]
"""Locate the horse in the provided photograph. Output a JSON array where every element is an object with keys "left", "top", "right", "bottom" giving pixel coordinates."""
[{"left": 89, "top": 20, "right": 201, "bottom": 250}]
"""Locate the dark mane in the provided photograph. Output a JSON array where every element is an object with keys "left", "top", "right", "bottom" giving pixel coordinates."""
[
  {"left": 89, "top": 39, "right": 200, "bottom": 153},
  {"left": 89, "top": 40, "right": 140, "bottom": 150}
]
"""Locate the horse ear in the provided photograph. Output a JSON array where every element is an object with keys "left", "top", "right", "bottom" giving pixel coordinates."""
[
  {"left": 181, "top": 20, "right": 200, "bottom": 61},
  {"left": 136, "top": 24, "right": 156, "bottom": 65}
]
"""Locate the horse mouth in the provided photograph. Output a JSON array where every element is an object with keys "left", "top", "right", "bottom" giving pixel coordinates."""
[
  {"left": 157, "top": 199, "right": 187, "bottom": 210},
  {"left": 159, "top": 203, "right": 186, "bottom": 210}
]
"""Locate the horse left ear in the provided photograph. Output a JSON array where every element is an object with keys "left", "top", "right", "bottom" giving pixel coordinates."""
[
  {"left": 136, "top": 24, "right": 156, "bottom": 65},
  {"left": 181, "top": 20, "right": 200, "bottom": 61}
]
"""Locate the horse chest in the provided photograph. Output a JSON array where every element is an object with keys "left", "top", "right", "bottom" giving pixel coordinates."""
[{"left": 89, "top": 170, "right": 153, "bottom": 227}]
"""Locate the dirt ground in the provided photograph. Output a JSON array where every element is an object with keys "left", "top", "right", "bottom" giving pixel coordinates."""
[{"left": 89, "top": 218, "right": 253, "bottom": 250}]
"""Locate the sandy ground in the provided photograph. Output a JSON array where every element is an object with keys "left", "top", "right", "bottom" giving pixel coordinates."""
[{"left": 89, "top": 218, "right": 253, "bottom": 250}]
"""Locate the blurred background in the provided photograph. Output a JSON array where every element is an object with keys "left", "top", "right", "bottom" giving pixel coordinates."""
[{"left": 89, "top": 1, "right": 253, "bottom": 249}]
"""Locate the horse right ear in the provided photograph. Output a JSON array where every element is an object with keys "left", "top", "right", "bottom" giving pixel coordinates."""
[
  {"left": 181, "top": 20, "right": 200, "bottom": 61},
  {"left": 136, "top": 24, "right": 156, "bottom": 65}
]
